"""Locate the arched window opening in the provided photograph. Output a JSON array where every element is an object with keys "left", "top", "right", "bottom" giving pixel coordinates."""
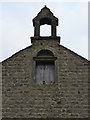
[
  {"left": 35, "top": 50, "right": 56, "bottom": 84},
  {"left": 40, "top": 25, "right": 51, "bottom": 36}
]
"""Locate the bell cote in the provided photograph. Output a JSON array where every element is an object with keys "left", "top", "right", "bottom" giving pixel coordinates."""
[{"left": 31, "top": 6, "right": 60, "bottom": 44}]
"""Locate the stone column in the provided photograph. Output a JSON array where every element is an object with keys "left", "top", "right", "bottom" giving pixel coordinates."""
[
  {"left": 51, "top": 21, "right": 56, "bottom": 37},
  {"left": 34, "top": 21, "right": 40, "bottom": 37}
]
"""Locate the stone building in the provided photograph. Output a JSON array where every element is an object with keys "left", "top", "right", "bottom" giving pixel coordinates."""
[{"left": 1, "top": 6, "right": 89, "bottom": 119}]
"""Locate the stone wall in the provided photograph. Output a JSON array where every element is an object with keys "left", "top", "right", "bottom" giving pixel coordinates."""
[
  {"left": 2, "top": 38, "right": 89, "bottom": 118},
  {"left": 0, "top": 63, "right": 2, "bottom": 119}
]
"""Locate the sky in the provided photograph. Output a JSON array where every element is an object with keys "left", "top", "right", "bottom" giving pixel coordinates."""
[{"left": 0, "top": 0, "right": 89, "bottom": 62}]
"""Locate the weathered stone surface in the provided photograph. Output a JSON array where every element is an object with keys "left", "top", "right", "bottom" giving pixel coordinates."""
[
  {"left": 2, "top": 39, "right": 89, "bottom": 118},
  {"left": 1, "top": 6, "right": 89, "bottom": 119}
]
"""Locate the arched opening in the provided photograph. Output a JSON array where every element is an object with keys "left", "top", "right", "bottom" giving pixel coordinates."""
[
  {"left": 40, "top": 25, "right": 51, "bottom": 36},
  {"left": 35, "top": 50, "right": 56, "bottom": 84}
]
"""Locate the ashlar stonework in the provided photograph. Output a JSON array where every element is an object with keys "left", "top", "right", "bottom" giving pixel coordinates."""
[{"left": 1, "top": 6, "right": 89, "bottom": 119}]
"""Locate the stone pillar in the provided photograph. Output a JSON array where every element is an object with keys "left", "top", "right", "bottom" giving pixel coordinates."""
[
  {"left": 34, "top": 21, "right": 40, "bottom": 37},
  {"left": 51, "top": 21, "right": 56, "bottom": 37}
]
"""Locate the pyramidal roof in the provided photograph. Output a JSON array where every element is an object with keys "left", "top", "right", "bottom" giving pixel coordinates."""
[
  {"left": 37, "top": 5, "right": 53, "bottom": 16},
  {"left": 33, "top": 5, "right": 58, "bottom": 26}
]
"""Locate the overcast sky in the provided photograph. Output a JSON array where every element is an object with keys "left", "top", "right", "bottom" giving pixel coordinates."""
[{"left": 0, "top": 0, "right": 89, "bottom": 62}]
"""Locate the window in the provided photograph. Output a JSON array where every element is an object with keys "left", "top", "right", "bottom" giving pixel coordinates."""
[
  {"left": 36, "top": 61, "right": 55, "bottom": 84},
  {"left": 34, "top": 50, "right": 57, "bottom": 84}
]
